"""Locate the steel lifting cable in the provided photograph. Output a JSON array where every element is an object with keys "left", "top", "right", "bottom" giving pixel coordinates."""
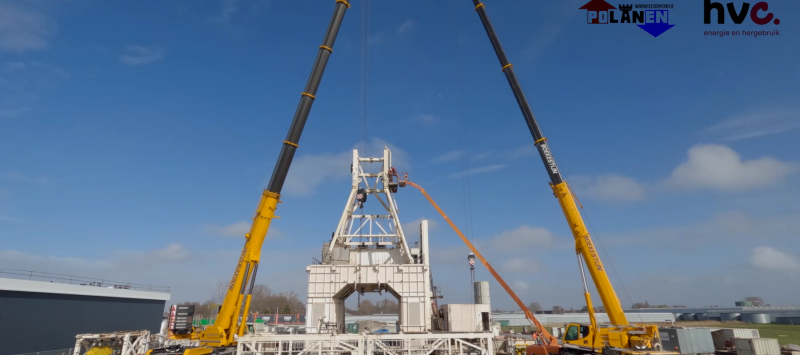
[
  {"left": 449, "top": 0, "right": 476, "bottom": 244},
  {"left": 359, "top": 0, "right": 370, "bottom": 156}
]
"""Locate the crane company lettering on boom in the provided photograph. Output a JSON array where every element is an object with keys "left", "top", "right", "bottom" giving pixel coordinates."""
[
  {"left": 228, "top": 246, "right": 249, "bottom": 291},
  {"left": 540, "top": 144, "right": 559, "bottom": 175},
  {"left": 579, "top": 0, "right": 675, "bottom": 37}
]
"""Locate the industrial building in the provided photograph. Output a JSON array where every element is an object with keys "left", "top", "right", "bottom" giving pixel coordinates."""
[
  {"left": 625, "top": 306, "right": 800, "bottom": 324},
  {"left": 0, "top": 275, "right": 170, "bottom": 355}
]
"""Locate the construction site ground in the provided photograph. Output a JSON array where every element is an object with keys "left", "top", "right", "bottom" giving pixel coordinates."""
[{"left": 505, "top": 321, "right": 799, "bottom": 346}]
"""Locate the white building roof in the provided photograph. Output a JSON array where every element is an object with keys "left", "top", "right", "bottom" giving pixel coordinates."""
[{"left": 0, "top": 277, "right": 171, "bottom": 301}]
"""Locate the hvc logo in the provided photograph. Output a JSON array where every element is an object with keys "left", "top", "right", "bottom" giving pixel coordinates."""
[
  {"left": 703, "top": 0, "right": 780, "bottom": 25},
  {"left": 579, "top": 0, "right": 675, "bottom": 37}
]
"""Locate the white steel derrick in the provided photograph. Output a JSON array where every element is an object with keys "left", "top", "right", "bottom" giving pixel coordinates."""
[{"left": 327, "top": 147, "right": 412, "bottom": 263}]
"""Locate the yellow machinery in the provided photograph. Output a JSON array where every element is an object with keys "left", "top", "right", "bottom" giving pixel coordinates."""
[
  {"left": 147, "top": 1, "right": 353, "bottom": 354},
  {"left": 144, "top": 1, "right": 671, "bottom": 354},
  {"left": 469, "top": 1, "right": 673, "bottom": 355}
]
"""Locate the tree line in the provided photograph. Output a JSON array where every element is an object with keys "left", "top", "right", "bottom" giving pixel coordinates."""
[{"left": 180, "top": 281, "right": 306, "bottom": 318}]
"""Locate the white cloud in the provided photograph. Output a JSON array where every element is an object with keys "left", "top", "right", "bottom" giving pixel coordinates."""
[
  {"left": 120, "top": 45, "right": 163, "bottom": 66},
  {"left": 751, "top": 246, "right": 800, "bottom": 272},
  {"left": 203, "top": 221, "right": 250, "bottom": 238},
  {"left": 490, "top": 225, "right": 554, "bottom": 249},
  {"left": 502, "top": 258, "right": 542, "bottom": 273},
  {"left": 509, "top": 144, "right": 537, "bottom": 160},
  {"left": 0, "top": 215, "right": 25, "bottom": 223},
  {"left": 415, "top": 114, "right": 438, "bottom": 125},
  {"left": 282, "top": 138, "right": 410, "bottom": 196},
  {"left": 1, "top": 171, "right": 52, "bottom": 186},
  {"left": 0, "top": 61, "right": 68, "bottom": 118},
  {"left": 434, "top": 150, "right": 462, "bottom": 163},
  {"left": 401, "top": 218, "right": 439, "bottom": 239},
  {"left": 665, "top": 144, "right": 797, "bottom": 191},
  {"left": 283, "top": 151, "right": 351, "bottom": 196},
  {"left": 203, "top": 221, "right": 286, "bottom": 239},
  {"left": 210, "top": 0, "right": 270, "bottom": 33},
  {"left": 472, "top": 151, "right": 493, "bottom": 161},
  {"left": 512, "top": 280, "right": 530, "bottom": 291},
  {"left": 570, "top": 174, "right": 645, "bottom": 201},
  {"left": 0, "top": 3, "right": 56, "bottom": 52},
  {"left": 397, "top": 20, "right": 414, "bottom": 35},
  {"left": 703, "top": 109, "right": 800, "bottom": 141},
  {"left": 448, "top": 164, "right": 506, "bottom": 179}
]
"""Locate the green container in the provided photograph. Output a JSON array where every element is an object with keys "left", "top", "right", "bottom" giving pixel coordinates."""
[
  {"left": 346, "top": 323, "right": 359, "bottom": 334},
  {"left": 499, "top": 320, "right": 510, "bottom": 327}
]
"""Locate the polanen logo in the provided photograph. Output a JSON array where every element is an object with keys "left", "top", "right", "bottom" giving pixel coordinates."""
[{"left": 580, "top": 0, "right": 675, "bottom": 37}]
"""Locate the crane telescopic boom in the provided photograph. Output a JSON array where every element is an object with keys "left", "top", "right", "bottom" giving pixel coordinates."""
[
  {"left": 470, "top": 0, "right": 628, "bottom": 326},
  {"left": 181, "top": 0, "right": 351, "bottom": 353}
]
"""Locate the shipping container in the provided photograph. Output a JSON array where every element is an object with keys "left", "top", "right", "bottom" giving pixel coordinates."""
[
  {"left": 439, "top": 304, "right": 491, "bottom": 332},
  {"left": 734, "top": 338, "right": 780, "bottom": 355},
  {"left": 658, "top": 328, "right": 715, "bottom": 354},
  {"left": 346, "top": 323, "right": 359, "bottom": 334},
  {"left": 711, "top": 328, "right": 760, "bottom": 350}
]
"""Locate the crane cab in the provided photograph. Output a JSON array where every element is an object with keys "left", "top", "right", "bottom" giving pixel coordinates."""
[{"left": 560, "top": 323, "right": 674, "bottom": 355}]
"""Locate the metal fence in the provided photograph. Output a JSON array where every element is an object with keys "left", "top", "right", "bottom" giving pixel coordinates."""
[
  {"left": 12, "top": 348, "right": 72, "bottom": 355},
  {"left": 0, "top": 268, "right": 170, "bottom": 293}
]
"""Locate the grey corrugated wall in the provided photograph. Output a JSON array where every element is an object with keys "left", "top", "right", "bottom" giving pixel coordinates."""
[{"left": 0, "top": 290, "right": 165, "bottom": 355}]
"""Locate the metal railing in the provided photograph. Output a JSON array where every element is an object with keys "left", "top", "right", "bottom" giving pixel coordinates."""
[
  {"left": 0, "top": 268, "right": 170, "bottom": 293},
  {"left": 12, "top": 348, "right": 72, "bottom": 355}
]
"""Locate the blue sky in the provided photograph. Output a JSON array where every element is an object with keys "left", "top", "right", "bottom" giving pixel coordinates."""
[{"left": 1, "top": 0, "right": 799, "bottom": 311}]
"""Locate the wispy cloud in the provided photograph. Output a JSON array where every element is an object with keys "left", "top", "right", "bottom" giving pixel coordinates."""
[
  {"left": 396, "top": 20, "right": 414, "bottom": 35},
  {"left": 120, "top": 45, "right": 163, "bottom": 66},
  {"left": 281, "top": 138, "right": 411, "bottom": 196},
  {"left": 472, "top": 151, "right": 492, "bottom": 161},
  {"left": 401, "top": 218, "right": 439, "bottom": 239},
  {"left": 448, "top": 164, "right": 506, "bottom": 179},
  {"left": 751, "top": 246, "right": 800, "bottom": 272},
  {"left": 702, "top": 109, "right": 800, "bottom": 141},
  {"left": 210, "top": 0, "right": 270, "bottom": 34},
  {"left": 414, "top": 114, "right": 438, "bottom": 125},
  {"left": 570, "top": 174, "right": 645, "bottom": 201},
  {"left": 509, "top": 144, "right": 537, "bottom": 160},
  {"left": 0, "top": 215, "right": 26, "bottom": 223},
  {"left": 0, "top": 3, "right": 56, "bottom": 53},
  {"left": 0, "top": 61, "right": 68, "bottom": 118},
  {"left": 1, "top": 171, "right": 52, "bottom": 186},
  {"left": 202, "top": 221, "right": 285, "bottom": 239},
  {"left": 433, "top": 150, "right": 462, "bottom": 163}
]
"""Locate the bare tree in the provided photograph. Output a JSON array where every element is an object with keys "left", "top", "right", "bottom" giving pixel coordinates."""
[
  {"left": 552, "top": 306, "right": 565, "bottom": 314},
  {"left": 528, "top": 302, "right": 543, "bottom": 312},
  {"left": 212, "top": 280, "right": 229, "bottom": 304}
]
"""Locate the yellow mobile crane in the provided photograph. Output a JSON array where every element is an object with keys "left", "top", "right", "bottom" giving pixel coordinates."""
[
  {"left": 468, "top": 2, "right": 673, "bottom": 355},
  {"left": 147, "top": 1, "right": 352, "bottom": 355}
]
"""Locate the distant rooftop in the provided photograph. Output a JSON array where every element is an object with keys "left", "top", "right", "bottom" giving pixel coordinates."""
[{"left": 0, "top": 268, "right": 170, "bottom": 294}]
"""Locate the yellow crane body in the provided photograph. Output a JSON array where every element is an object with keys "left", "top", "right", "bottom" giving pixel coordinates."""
[{"left": 471, "top": 2, "right": 678, "bottom": 354}]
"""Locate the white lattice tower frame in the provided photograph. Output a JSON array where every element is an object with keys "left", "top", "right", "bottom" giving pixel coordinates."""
[{"left": 327, "top": 146, "right": 412, "bottom": 263}]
